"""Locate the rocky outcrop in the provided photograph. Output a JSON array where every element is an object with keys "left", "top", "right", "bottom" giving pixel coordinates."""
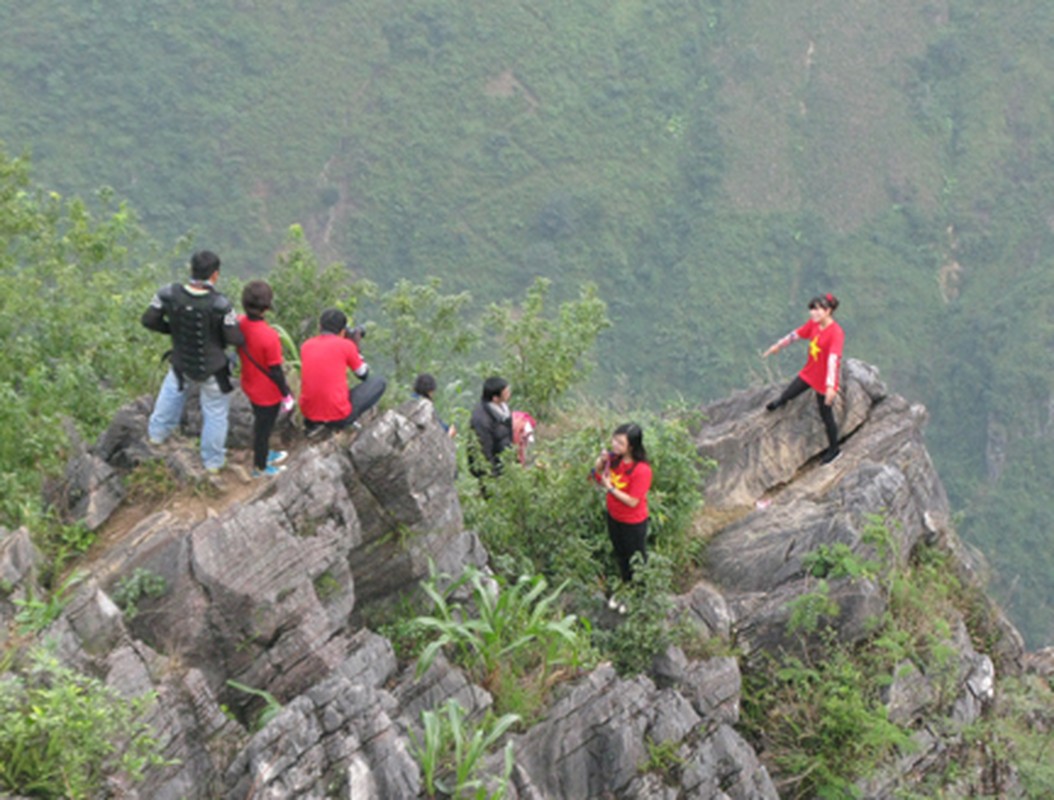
[
  {"left": 504, "top": 662, "right": 775, "bottom": 799},
  {"left": 690, "top": 359, "right": 1027, "bottom": 795},
  {"left": 4, "top": 364, "right": 1039, "bottom": 798}
]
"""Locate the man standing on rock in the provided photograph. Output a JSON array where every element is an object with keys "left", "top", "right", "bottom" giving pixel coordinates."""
[
  {"left": 142, "top": 250, "right": 245, "bottom": 472},
  {"left": 299, "top": 308, "right": 387, "bottom": 436}
]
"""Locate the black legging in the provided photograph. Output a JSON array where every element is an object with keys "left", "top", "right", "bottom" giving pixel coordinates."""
[
  {"left": 772, "top": 376, "right": 839, "bottom": 452},
  {"left": 606, "top": 514, "right": 649, "bottom": 583},
  {"left": 251, "top": 402, "right": 281, "bottom": 470}
]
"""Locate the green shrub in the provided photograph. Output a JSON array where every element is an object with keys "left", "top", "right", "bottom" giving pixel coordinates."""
[
  {"left": 112, "top": 568, "right": 167, "bottom": 621},
  {"left": 0, "top": 647, "right": 171, "bottom": 799},
  {"left": 597, "top": 554, "right": 679, "bottom": 675},
  {"left": 743, "top": 645, "right": 913, "bottom": 799},
  {"left": 414, "top": 564, "right": 593, "bottom": 717},
  {"left": 124, "top": 458, "right": 180, "bottom": 504},
  {"left": 483, "top": 277, "right": 610, "bottom": 418},
  {"left": 464, "top": 406, "right": 706, "bottom": 595},
  {"left": 14, "top": 570, "right": 85, "bottom": 634},
  {"left": 411, "top": 698, "right": 519, "bottom": 800}
]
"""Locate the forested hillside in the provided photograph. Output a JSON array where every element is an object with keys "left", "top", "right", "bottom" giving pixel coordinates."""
[{"left": 2, "top": 0, "right": 1053, "bottom": 645}]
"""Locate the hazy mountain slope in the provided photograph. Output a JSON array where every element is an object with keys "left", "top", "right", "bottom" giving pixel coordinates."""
[{"left": 1, "top": 0, "right": 1052, "bottom": 643}]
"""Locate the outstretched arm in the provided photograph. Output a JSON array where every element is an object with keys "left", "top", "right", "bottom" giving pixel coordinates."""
[{"left": 762, "top": 330, "right": 799, "bottom": 357}]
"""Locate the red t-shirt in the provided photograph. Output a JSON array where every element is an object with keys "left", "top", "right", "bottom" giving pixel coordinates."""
[
  {"left": 596, "top": 458, "right": 652, "bottom": 524},
  {"left": 299, "top": 333, "right": 364, "bottom": 422},
  {"left": 795, "top": 319, "right": 844, "bottom": 393},
  {"left": 237, "top": 315, "right": 284, "bottom": 406}
]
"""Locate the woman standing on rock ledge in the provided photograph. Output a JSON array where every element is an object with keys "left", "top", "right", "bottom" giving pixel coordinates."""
[
  {"left": 591, "top": 423, "right": 653, "bottom": 611},
  {"left": 762, "top": 293, "right": 845, "bottom": 465}
]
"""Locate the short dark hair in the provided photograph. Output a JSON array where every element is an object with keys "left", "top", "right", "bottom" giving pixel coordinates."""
[
  {"left": 482, "top": 376, "right": 509, "bottom": 402},
  {"left": 319, "top": 308, "right": 347, "bottom": 333},
  {"left": 190, "top": 250, "right": 221, "bottom": 281},
  {"left": 414, "top": 373, "right": 437, "bottom": 397},
  {"left": 808, "top": 293, "right": 839, "bottom": 313},
  {"left": 614, "top": 422, "right": 647, "bottom": 463},
  {"left": 242, "top": 280, "right": 273, "bottom": 318}
]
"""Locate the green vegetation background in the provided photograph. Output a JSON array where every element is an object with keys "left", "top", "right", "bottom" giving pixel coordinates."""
[{"left": 2, "top": 0, "right": 1053, "bottom": 645}]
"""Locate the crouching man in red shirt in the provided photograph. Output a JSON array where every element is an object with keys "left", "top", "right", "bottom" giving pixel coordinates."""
[{"left": 299, "top": 308, "right": 387, "bottom": 436}]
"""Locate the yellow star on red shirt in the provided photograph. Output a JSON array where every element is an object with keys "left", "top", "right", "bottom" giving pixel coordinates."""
[
  {"left": 809, "top": 337, "right": 821, "bottom": 361},
  {"left": 611, "top": 472, "right": 629, "bottom": 491}
]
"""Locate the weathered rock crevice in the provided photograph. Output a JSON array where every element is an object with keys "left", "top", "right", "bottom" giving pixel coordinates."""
[{"left": 0, "top": 367, "right": 1038, "bottom": 798}]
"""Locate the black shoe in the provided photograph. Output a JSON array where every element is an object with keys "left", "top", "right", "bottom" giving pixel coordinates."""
[
  {"left": 821, "top": 447, "right": 842, "bottom": 465},
  {"left": 765, "top": 400, "right": 781, "bottom": 412}
]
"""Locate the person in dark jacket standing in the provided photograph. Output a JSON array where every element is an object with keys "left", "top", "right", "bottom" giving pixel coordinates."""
[
  {"left": 142, "top": 250, "right": 244, "bottom": 472},
  {"left": 469, "top": 376, "right": 513, "bottom": 479}
]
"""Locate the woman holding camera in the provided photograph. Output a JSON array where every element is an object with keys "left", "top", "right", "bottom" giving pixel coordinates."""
[{"left": 591, "top": 423, "right": 652, "bottom": 601}]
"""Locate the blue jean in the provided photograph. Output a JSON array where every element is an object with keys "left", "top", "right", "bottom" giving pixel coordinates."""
[{"left": 148, "top": 368, "right": 230, "bottom": 470}]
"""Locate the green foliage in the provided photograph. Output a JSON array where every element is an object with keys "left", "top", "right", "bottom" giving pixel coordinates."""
[
  {"left": 0, "top": 647, "right": 171, "bottom": 799},
  {"left": 414, "top": 564, "right": 592, "bottom": 717},
  {"left": 124, "top": 458, "right": 180, "bottom": 504},
  {"left": 225, "top": 679, "right": 283, "bottom": 732},
  {"left": 786, "top": 579, "right": 841, "bottom": 636},
  {"left": 639, "top": 735, "right": 685, "bottom": 785},
  {"left": 802, "top": 543, "right": 878, "bottom": 581},
  {"left": 14, "top": 570, "right": 85, "bottom": 634},
  {"left": 465, "top": 407, "right": 705, "bottom": 594},
  {"left": 744, "top": 645, "right": 913, "bottom": 799},
  {"left": 2, "top": 0, "right": 1054, "bottom": 644},
  {"left": 598, "top": 554, "right": 679, "bottom": 676},
  {"left": 268, "top": 224, "right": 368, "bottom": 348},
  {"left": 411, "top": 698, "right": 519, "bottom": 800},
  {"left": 367, "top": 276, "right": 478, "bottom": 397},
  {"left": 0, "top": 147, "right": 171, "bottom": 529},
  {"left": 974, "top": 676, "right": 1054, "bottom": 797},
  {"left": 312, "top": 571, "right": 341, "bottom": 602},
  {"left": 111, "top": 568, "right": 167, "bottom": 621},
  {"left": 483, "top": 277, "right": 610, "bottom": 418},
  {"left": 742, "top": 518, "right": 1018, "bottom": 797}
]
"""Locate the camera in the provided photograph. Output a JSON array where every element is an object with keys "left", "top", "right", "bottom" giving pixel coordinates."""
[{"left": 345, "top": 324, "right": 367, "bottom": 340}]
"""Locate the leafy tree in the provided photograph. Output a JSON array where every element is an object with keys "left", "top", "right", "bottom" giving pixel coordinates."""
[
  {"left": 0, "top": 146, "right": 171, "bottom": 529},
  {"left": 484, "top": 277, "right": 610, "bottom": 418},
  {"left": 267, "top": 224, "right": 370, "bottom": 348},
  {"left": 367, "top": 276, "right": 478, "bottom": 398}
]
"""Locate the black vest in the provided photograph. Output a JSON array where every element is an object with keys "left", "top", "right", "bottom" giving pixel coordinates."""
[{"left": 158, "top": 283, "right": 233, "bottom": 381}]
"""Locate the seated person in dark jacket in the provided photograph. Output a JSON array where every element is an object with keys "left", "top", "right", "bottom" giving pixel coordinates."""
[
  {"left": 469, "top": 376, "right": 513, "bottom": 478},
  {"left": 142, "top": 250, "right": 244, "bottom": 472}
]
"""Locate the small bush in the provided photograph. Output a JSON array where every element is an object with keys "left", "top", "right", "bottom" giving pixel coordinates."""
[
  {"left": 411, "top": 698, "right": 519, "bottom": 800},
  {"left": 124, "top": 458, "right": 179, "bottom": 504},
  {"left": 14, "top": 570, "right": 85, "bottom": 634},
  {"left": 0, "top": 647, "right": 171, "bottom": 799},
  {"left": 112, "top": 568, "right": 167, "bottom": 621},
  {"left": 743, "top": 637, "right": 914, "bottom": 799},
  {"left": 414, "top": 564, "right": 593, "bottom": 717}
]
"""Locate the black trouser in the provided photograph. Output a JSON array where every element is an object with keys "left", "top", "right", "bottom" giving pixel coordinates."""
[
  {"left": 606, "top": 513, "right": 649, "bottom": 583},
  {"left": 773, "top": 376, "right": 839, "bottom": 452},
  {"left": 251, "top": 402, "right": 281, "bottom": 470},
  {"left": 305, "top": 374, "right": 388, "bottom": 433}
]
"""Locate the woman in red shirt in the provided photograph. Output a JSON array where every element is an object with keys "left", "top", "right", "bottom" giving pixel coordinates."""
[
  {"left": 591, "top": 423, "right": 653, "bottom": 598},
  {"left": 762, "top": 293, "right": 844, "bottom": 464},
  {"left": 238, "top": 281, "right": 295, "bottom": 477}
]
